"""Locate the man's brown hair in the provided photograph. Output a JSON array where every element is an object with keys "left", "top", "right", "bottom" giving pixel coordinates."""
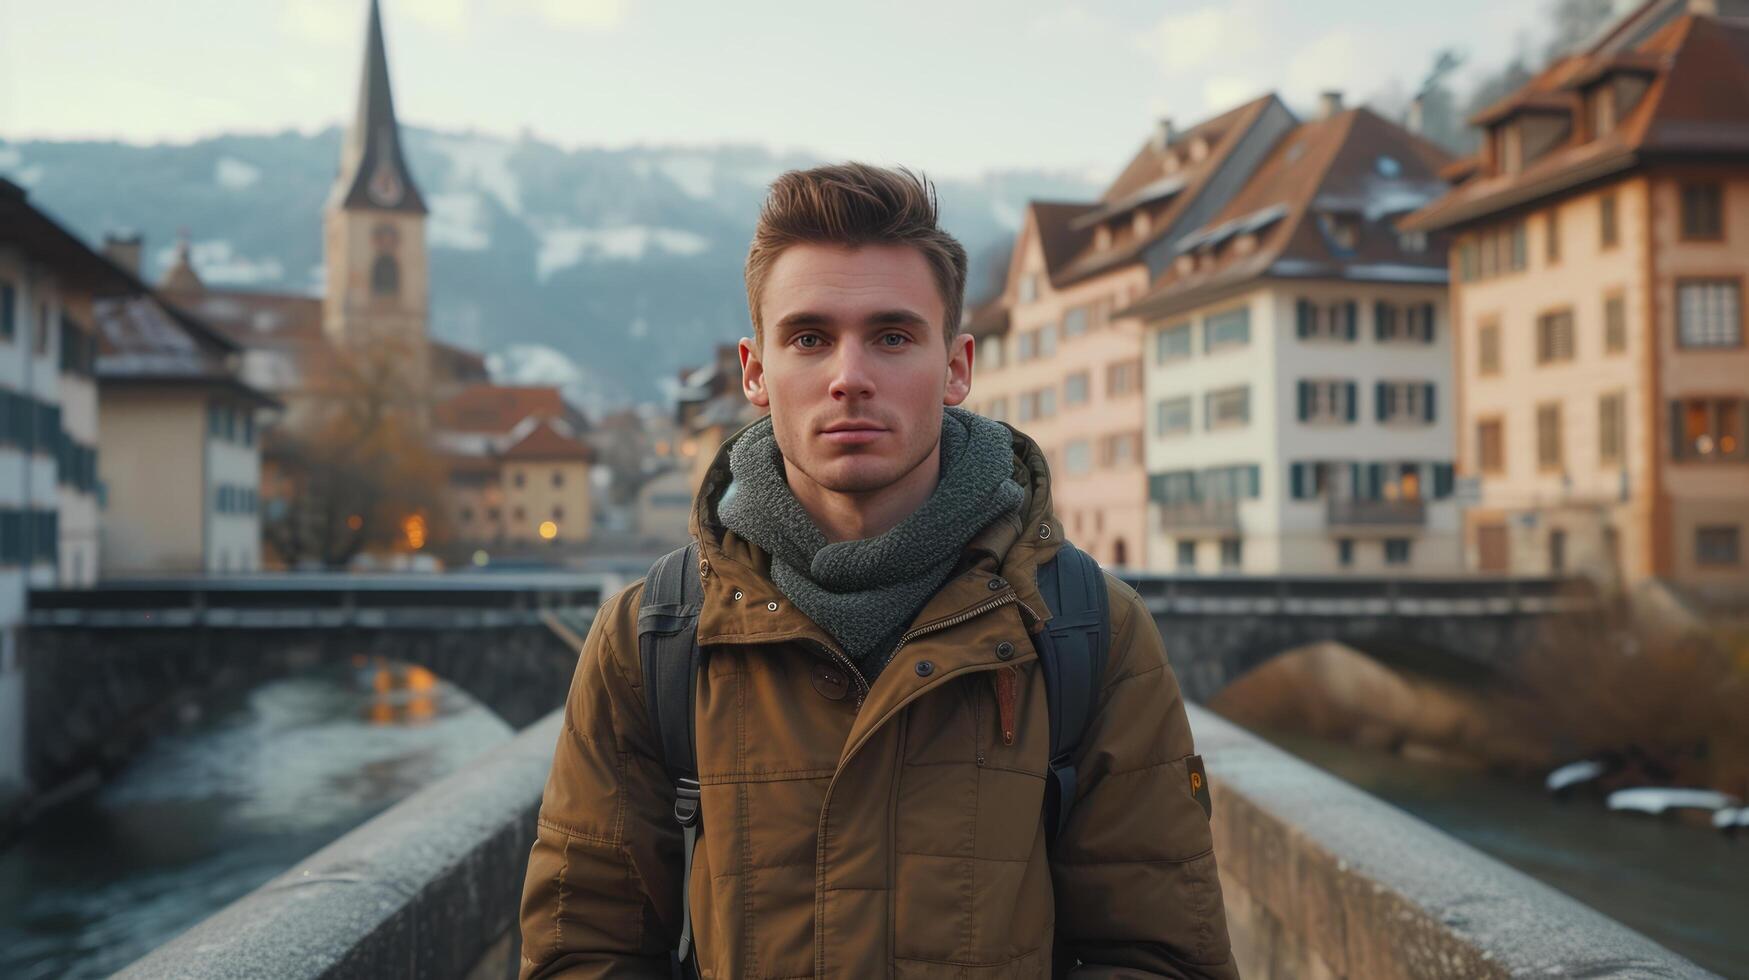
[{"left": 745, "top": 163, "right": 969, "bottom": 347}]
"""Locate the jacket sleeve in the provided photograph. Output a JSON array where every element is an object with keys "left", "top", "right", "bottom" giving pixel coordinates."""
[
  {"left": 519, "top": 585, "right": 683, "bottom": 980},
  {"left": 1050, "top": 577, "right": 1239, "bottom": 980}
]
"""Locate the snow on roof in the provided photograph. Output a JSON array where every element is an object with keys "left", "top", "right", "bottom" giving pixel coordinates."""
[
  {"left": 1607, "top": 787, "right": 1740, "bottom": 814},
  {"left": 1174, "top": 203, "right": 1289, "bottom": 255}
]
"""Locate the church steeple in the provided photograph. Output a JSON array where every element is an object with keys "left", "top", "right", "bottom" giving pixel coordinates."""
[{"left": 331, "top": 0, "right": 426, "bottom": 214}]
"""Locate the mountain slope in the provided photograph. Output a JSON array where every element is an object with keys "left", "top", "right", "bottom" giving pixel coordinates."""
[{"left": 1, "top": 131, "right": 1096, "bottom": 411}]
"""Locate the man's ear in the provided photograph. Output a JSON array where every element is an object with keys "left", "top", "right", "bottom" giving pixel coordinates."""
[
  {"left": 943, "top": 332, "right": 973, "bottom": 407},
  {"left": 740, "top": 337, "right": 770, "bottom": 409}
]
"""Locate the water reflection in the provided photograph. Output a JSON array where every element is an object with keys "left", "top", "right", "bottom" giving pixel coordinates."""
[{"left": 0, "top": 661, "right": 512, "bottom": 980}]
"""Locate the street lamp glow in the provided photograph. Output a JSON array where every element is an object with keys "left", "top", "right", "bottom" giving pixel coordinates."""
[{"left": 538, "top": 520, "right": 559, "bottom": 540}]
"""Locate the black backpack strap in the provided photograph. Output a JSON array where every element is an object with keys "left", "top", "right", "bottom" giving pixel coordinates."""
[
  {"left": 1032, "top": 541, "right": 1110, "bottom": 845},
  {"left": 636, "top": 541, "right": 704, "bottom": 977}
]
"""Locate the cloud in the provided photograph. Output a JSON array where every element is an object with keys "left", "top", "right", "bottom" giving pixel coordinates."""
[
  {"left": 1139, "top": 3, "right": 1261, "bottom": 74},
  {"left": 1284, "top": 29, "right": 1366, "bottom": 107},
  {"left": 514, "top": 0, "right": 625, "bottom": 30},
  {"left": 400, "top": 0, "right": 470, "bottom": 35},
  {"left": 279, "top": 0, "right": 354, "bottom": 47},
  {"left": 1202, "top": 76, "right": 1261, "bottom": 114}
]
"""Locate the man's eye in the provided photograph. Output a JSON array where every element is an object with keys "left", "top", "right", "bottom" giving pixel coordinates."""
[
  {"left": 880, "top": 333, "right": 908, "bottom": 347},
  {"left": 795, "top": 334, "right": 822, "bottom": 349}
]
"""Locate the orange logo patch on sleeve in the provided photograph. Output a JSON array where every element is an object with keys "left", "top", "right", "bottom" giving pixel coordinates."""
[{"left": 1186, "top": 755, "right": 1212, "bottom": 819}]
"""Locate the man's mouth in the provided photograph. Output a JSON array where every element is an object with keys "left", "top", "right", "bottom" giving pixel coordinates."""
[{"left": 819, "top": 421, "right": 887, "bottom": 444}]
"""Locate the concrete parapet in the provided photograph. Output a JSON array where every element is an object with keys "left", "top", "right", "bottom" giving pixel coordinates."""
[{"left": 1194, "top": 704, "right": 1713, "bottom": 978}]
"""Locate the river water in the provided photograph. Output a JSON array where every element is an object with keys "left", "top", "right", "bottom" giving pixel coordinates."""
[
  {"left": 1261, "top": 729, "right": 1748, "bottom": 977},
  {"left": 0, "top": 663, "right": 513, "bottom": 979}
]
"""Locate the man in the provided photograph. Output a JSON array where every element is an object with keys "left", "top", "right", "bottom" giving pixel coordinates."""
[{"left": 519, "top": 164, "right": 1236, "bottom": 979}]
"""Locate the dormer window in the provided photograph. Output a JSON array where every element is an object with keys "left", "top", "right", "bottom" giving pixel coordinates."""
[
  {"left": 1133, "top": 210, "right": 1152, "bottom": 239},
  {"left": 1398, "top": 230, "right": 1428, "bottom": 254},
  {"left": 1190, "top": 137, "right": 1210, "bottom": 162},
  {"left": 1094, "top": 225, "right": 1112, "bottom": 250},
  {"left": 1234, "top": 233, "right": 1258, "bottom": 256},
  {"left": 1175, "top": 254, "right": 1196, "bottom": 276},
  {"left": 1498, "top": 123, "right": 1524, "bottom": 174},
  {"left": 1591, "top": 86, "right": 1617, "bottom": 138},
  {"left": 1319, "top": 212, "right": 1360, "bottom": 252}
]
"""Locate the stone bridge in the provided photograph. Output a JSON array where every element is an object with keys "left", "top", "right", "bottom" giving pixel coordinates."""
[{"left": 19, "top": 572, "right": 1589, "bottom": 808}]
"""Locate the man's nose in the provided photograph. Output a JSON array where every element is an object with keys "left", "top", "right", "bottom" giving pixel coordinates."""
[{"left": 827, "top": 344, "right": 875, "bottom": 401}]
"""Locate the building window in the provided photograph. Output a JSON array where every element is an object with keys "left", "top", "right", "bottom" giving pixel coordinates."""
[
  {"left": 513, "top": 470, "right": 526, "bottom": 488},
  {"left": 1399, "top": 231, "right": 1428, "bottom": 254},
  {"left": 1676, "top": 279, "right": 1743, "bottom": 348},
  {"left": 1672, "top": 397, "right": 1747, "bottom": 460},
  {"left": 1018, "top": 273, "right": 1039, "bottom": 304},
  {"left": 1017, "top": 392, "right": 1036, "bottom": 422},
  {"left": 1105, "top": 359, "right": 1142, "bottom": 398},
  {"left": 513, "top": 506, "right": 526, "bottom": 522},
  {"left": 1298, "top": 379, "right": 1355, "bottom": 424},
  {"left": 1156, "top": 396, "right": 1192, "bottom": 437},
  {"left": 1546, "top": 208, "right": 1561, "bottom": 264},
  {"left": 1203, "top": 307, "right": 1250, "bottom": 352},
  {"left": 1337, "top": 538, "right": 1354, "bottom": 567},
  {"left": 1680, "top": 182, "right": 1723, "bottom": 241},
  {"left": 1219, "top": 537, "right": 1243, "bottom": 571},
  {"left": 1099, "top": 432, "right": 1140, "bottom": 468},
  {"left": 1155, "top": 323, "right": 1193, "bottom": 363},
  {"left": 1537, "top": 402, "right": 1564, "bottom": 471},
  {"left": 1064, "top": 439, "right": 1093, "bottom": 475},
  {"left": 0, "top": 282, "right": 14, "bottom": 340},
  {"left": 371, "top": 254, "right": 400, "bottom": 297},
  {"left": 1599, "top": 392, "right": 1625, "bottom": 466},
  {"left": 979, "top": 335, "right": 1004, "bottom": 371},
  {"left": 459, "top": 506, "right": 473, "bottom": 522},
  {"left": 1037, "top": 387, "right": 1057, "bottom": 419},
  {"left": 1064, "top": 371, "right": 1090, "bottom": 407},
  {"left": 1377, "top": 381, "right": 1435, "bottom": 424},
  {"left": 1604, "top": 294, "right": 1627, "bottom": 353},
  {"left": 1038, "top": 322, "right": 1058, "bottom": 359},
  {"left": 551, "top": 470, "right": 564, "bottom": 488},
  {"left": 1062, "top": 306, "right": 1089, "bottom": 338},
  {"left": 1696, "top": 526, "right": 1741, "bottom": 566},
  {"left": 1384, "top": 538, "right": 1412, "bottom": 565},
  {"left": 1379, "top": 302, "right": 1437, "bottom": 343},
  {"left": 1319, "top": 212, "right": 1360, "bottom": 251},
  {"left": 985, "top": 397, "right": 1008, "bottom": 422},
  {"left": 1536, "top": 309, "right": 1576, "bottom": 364},
  {"left": 1205, "top": 385, "right": 1250, "bottom": 429},
  {"left": 1298, "top": 299, "right": 1355, "bottom": 340},
  {"left": 486, "top": 507, "right": 500, "bottom": 521},
  {"left": 553, "top": 505, "right": 565, "bottom": 521},
  {"left": 1600, "top": 193, "right": 1618, "bottom": 249},
  {"left": 1016, "top": 330, "right": 1037, "bottom": 362},
  {"left": 1549, "top": 529, "right": 1567, "bottom": 574},
  {"left": 1478, "top": 320, "right": 1502, "bottom": 376},
  {"left": 1479, "top": 418, "right": 1506, "bottom": 474},
  {"left": 1176, "top": 539, "right": 1196, "bottom": 571}
]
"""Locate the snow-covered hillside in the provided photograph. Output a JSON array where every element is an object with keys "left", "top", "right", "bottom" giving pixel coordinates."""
[{"left": 2, "top": 129, "right": 1097, "bottom": 405}]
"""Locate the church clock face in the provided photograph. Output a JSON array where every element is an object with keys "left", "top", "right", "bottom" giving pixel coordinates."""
[{"left": 366, "top": 130, "right": 404, "bottom": 207}]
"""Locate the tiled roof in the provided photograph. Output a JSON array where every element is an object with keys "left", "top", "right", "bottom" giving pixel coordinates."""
[
  {"left": 93, "top": 295, "right": 279, "bottom": 406},
  {"left": 1403, "top": 11, "right": 1749, "bottom": 232},
  {"left": 158, "top": 286, "right": 342, "bottom": 395},
  {"left": 1123, "top": 107, "right": 1451, "bottom": 322},
  {"left": 963, "top": 296, "right": 1010, "bottom": 339},
  {"left": 434, "top": 383, "right": 574, "bottom": 434},
  {"left": 0, "top": 179, "right": 143, "bottom": 297},
  {"left": 1046, "top": 94, "right": 1287, "bottom": 288},
  {"left": 500, "top": 418, "right": 593, "bottom": 462}
]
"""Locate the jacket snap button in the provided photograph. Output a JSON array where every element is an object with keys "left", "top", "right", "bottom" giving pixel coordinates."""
[
  {"left": 766, "top": 601, "right": 779, "bottom": 612},
  {"left": 1038, "top": 524, "right": 1052, "bottom": 539},
  {"left": 732, "top": 590, "right": 743, "bottom": 601},
  {"left": 812, "top": 663, "right": 849, "bottom": 701},
  {"left": 915, "top": 661, "right": 935, "bottom": 677},
  {"left": 987, "top": 577, "right": 1006, "bottom": 591},
  {"left": 996, "top": 641, "right": 1015, "bottom": 660}
]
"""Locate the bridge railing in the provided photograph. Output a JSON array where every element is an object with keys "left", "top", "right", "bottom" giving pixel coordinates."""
[
  {"left": 115, "top": 703, "right": 1704, "bottom": 979},
  {"left": 1119, "top": 573, "right": 1595, "bottom": 616}
]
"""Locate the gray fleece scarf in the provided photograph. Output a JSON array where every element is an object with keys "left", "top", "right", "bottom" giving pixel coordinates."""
[{"left": 717, "top": 407, "right": 1024, "bottom": 679}]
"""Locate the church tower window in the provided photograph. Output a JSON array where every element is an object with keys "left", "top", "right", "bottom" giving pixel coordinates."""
[{"left": 371, "top": 254, "right": 400, "bottom": 296}]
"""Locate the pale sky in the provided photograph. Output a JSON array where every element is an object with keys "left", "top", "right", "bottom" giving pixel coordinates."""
[{"left": 2, "top": 0, "right": 1561, "bottom": 179}]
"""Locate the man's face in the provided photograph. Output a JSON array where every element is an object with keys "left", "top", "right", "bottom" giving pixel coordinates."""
[{"left": 741, "top": 243, "right": 972, "bottom": 496}]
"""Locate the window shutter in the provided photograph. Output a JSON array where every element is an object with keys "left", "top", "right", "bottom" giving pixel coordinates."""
[
  {"left": 1669, "top": 400, "right": 1685, "bottom": 460},
  {"left": 1296, "top": 299, "right": 1312, "bottom": 338},
  {"left": 1291, "top": 462, "right": 1306, "bottom": 500},
  {"left": 1375, "top": 382, "right": 1388, "bottom": 422},
  {"left": 1347, "top": 462, "right": 1363, "bottom": 500},
  {"left": 1434, "top": 463, "right": 1454, "bottom": 498},
  {"left": 1247, "top": 464, "right": 1261, "bottom": 498},
  {"left": 1344, "top": 382, "right": 1358, "bottom": 422},
  {"left": 1422, "top": 303, "right": 1437, "bottom": 342},
  {"left": 1424, "top": 383, "right": 1437, "bottom": 422},
  {"left": 1374, "top": 301, "right": 1390, "bottom": 341},
  {"left": 1297, "top": 381, "right": 1310, "bottom": 421},
  {"left": 1345, "top": 301, "right": 1358, "bottom": 340},
  {"left": 1366, "top": 463, "right": 1384, "bottom": 500}
]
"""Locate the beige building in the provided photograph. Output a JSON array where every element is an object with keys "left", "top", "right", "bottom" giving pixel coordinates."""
[
  {"left": 1123, "top": 98, "right": 1461, "bottom": 575},
  {"left": 434, "top": 384, "right": 594, "bottom": 550},
  {"left": 92, "top": 292, "right": 277, "bottom": 575},
  {"left": 1404, "top": 1, "right": 1749, "bottom": 602},
  {"left": 967, "top": 95, "right": 1299, "bottom": 568}
]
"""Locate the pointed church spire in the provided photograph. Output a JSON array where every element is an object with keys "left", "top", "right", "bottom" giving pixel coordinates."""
[
  {"left": 160, "top": 228, "right": 205, "bottom": 293},
  {"left": 331, "top": 0, "right": 426, "bottom": 214}
]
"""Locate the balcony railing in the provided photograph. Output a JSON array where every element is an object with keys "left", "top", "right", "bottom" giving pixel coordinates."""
[
  {"left": 1156, "top": 498, "right": 1241, "bottom": 532},
  {"left": 1326, "top": 497, "right": 1426, "bottom": 527}
]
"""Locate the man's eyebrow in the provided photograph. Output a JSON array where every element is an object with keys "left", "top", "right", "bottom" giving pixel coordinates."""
[
  {"left": 866, "top": 309, "right": 929, "bottom": 327},
  {"left": 772, "top": 309, "right": 929, "bottom": 331},
  {"left": 772, "top": 311, "right": 832, "bottom": 331}
]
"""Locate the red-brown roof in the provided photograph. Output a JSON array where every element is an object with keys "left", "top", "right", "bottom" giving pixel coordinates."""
[
  {"left": 158, "top": 285, "right": 343, "bottom": 396},
  {"left": 1404, "top": 11, "right": 1749, "bottom": 232},
  {"left": 963, "top": 296, "right": 1011, "bottom": 339},
  {"left": 1123, "top": 107, "right": 1451, "bottom": 322},
  {"left": 434, "top": 384, "right": 571, "bottom": 434},
  {"left": 500, "top": 418, "right": 592, "bottom": 461},
  {"left": 1045, "top": 94, "right": 1287, "bottom": 288}
]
